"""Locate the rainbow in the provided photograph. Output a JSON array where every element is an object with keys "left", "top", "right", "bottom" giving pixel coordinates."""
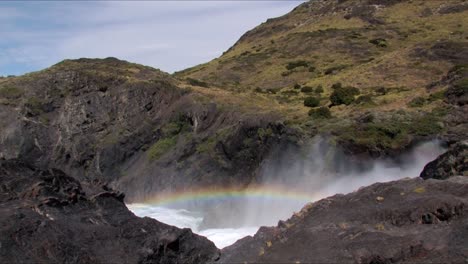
[{"left": 133, "top": 185, "right": 323, "bottom": 207}]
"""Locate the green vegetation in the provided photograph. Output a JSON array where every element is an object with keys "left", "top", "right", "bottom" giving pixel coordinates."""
[
  {"left": 315, "top": 85, "right": 324, "bottom": 94},
  {"left": 354, "top": 95, "right": 375, "bottom": 106},
  {"left": 450, "top": 78, "right": 468, "bottom": 96},
  {"left": 369, "top": 38, "right": 388, "bottom": 48},
  {"left": 257, "top": 127, "right": 273, "bottom": 140},
  {"left": 336, "top": 113, "right": 443, "bottom": 150},
  {"left": 427, "top": 90, "right": 445, "bottom": 102},
  {"left": 147, "top": 137, "right": 177, "bottom": 160},
  {"left": 294, "top": 83, "right": 301, "bottom": 89},
  {"left": 25, "top": 97, "right": 45, "bottom": 116},
  {"left": 304, "top": 96, "right": 320, "bottom": 107},
  {"left": 187, "top": 78, "right": 209, "bottom": 88},
  {"left": 330, "top": 86, "right": 360, "bottom": 106},
  {"left": 408, "top": 96, "right": 426, "bottom": 107},
  {"left": 0, "top": 86, "right": 23, "bottom": 99},
  {"left": 286, "top": 60, "right": 309, "bottom": 71},
  {"left": 324, "top": 65, "right": 348, "bottom": 75},
  {"left": 162, "top": 114, "right": 191, "bottom": 137},
  {"left": 308, "top": 107, "right": 331, "bottom": 119},
  {"left": 300, "top": 86, "right": 314, "bottom": 93}
]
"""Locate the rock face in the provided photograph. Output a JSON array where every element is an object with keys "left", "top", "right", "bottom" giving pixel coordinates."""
[
  {"left": 0, "top": 159, "right": 219, "bottom": 263},
  {"left": 420, "top": 141, "right": 468, "bottom": 180},
  {"left": 221, "top": 177, "right": 468, "bottom": 263},
  {"left": 0, "top": 58, "right": 294, "bottom": 201}
]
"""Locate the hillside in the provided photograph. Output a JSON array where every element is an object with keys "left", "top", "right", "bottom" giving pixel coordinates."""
[
  {"left": 0, "top": 58, "right": 296, "bottom": 201},
  {"left": 0, "top": 0, "right": 467, "bottom": 262},
  {"left": 178, "top": 0, "right": 468, "bottom": 155}
]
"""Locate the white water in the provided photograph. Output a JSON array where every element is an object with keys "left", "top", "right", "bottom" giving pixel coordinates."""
[
  {"left": 128, "top": 203, "right": 259, "bottom": 248},
  {"left": 128, "top": 140, "right": 445, "bottom": 249}
]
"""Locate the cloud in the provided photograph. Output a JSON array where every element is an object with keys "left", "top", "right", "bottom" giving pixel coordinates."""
[{"left": 0, "top": 1, "right": 304, "bottom": 76}]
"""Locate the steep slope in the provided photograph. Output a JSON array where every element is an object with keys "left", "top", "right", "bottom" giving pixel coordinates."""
[
  {"left": 0, "top": 159, "right": 219, "bottom": 263},
  {"left": 0, "top": 58, "right": 296, "bottom": 201},
  {"left": 178, "top": 0, "right": 468, "bottom": 155}
]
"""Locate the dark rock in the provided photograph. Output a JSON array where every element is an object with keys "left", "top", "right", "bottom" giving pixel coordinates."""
[
  {"left": 221, "top": 177, "right": 468, "bottom": 263},
  {"left": 420, "top": 141, "right": 467, "bottom": 180},
  {"left": 0, "top": 159, "right": 219, "bottom": 263}
]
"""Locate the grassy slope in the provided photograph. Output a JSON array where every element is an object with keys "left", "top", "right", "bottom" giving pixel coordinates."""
[{"left": 176, "top": 0, "right": 468, "bottom": 154}]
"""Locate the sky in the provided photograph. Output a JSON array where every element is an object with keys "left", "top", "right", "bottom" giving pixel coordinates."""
[{"left": 0, "top": 1, "right": 305, "bottom": 76}]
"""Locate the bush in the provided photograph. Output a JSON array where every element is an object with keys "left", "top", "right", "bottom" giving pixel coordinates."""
[
  {"left": 254, "top": 87, "right": 263, "bottom": 93},
  {"left": 315, "top": 85, "right": 324, "bottom": 94},
  {"left": 408, "top": 96, "right": 426, "bottom": 107},
  {"left": 369, "top": 38, "right": 388, "bottom": 47},
  {"left": 330, "top": 86, "right": 360, "bottom": 106},
  {"left": 427, "top": 90, "right": 445, "bottom": 102},
  {"left": 308, "top": 66, "right": 316, "bottom": 72},
  {"left": 304, "top": 96, "right": 320, "bottom": 107},
  {"left": 0, "top": 86, "right": 23, "bottom": 99},
  {"left": 308, "top": 106, "right": 331, "bottom": 119},
  {"left": 187, "top": 78, "right": 209, "bottom": 88},
  {"left": 331, "top": 82, "right": 342, "bottom": 89},
  {"left": 354, "top": 95, "right": 375, "bottom": 105},
  {"left": 325, "top": 65, "right": 347, "bottom": 75},
  {"left": 294, "top": 83, "right": 301, "bottom": 89},
  {"left": 375, "top": 87, "right": 388, "bottom": 95},
  {"left": 147, "top": 137, "right": 177, "bottom": 160},
  {"left": 286, "top": 60, "right": 309, "bottom": 70},
  {"left": 301, "top": 86, "right": 314, "bottom": 93}
]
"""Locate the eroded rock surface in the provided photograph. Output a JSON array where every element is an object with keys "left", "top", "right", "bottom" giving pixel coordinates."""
[
  {"left": 420, "top": 141, "right": 468, "bottom": 180},
  {"left": 221, "top": 177, "right": 468, "bottom": 263},
  {"left": 0, "top": 159, "right": 219, "bottom": 263}
]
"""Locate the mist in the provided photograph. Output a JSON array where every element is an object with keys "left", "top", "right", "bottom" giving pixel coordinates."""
[{"left": 128, "top": 138, "right": 445, "bottom": 248}]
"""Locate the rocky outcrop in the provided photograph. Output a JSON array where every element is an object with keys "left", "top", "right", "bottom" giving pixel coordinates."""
[
  {"left": 0, "top": 58, "right": 295, "bottom": 201},
  {"left": 420, "top": 141, "right": 467, "bottom": 180},
  {"left": 221, "top": 177, "right": 468, "bottom": 263},
  {"left": 0, "top": 159, "right": 219, "bottom": 263}
]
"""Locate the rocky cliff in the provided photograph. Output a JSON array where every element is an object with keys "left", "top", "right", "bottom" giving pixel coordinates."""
[{"left": 0, "top": 58, "right": 295, "bottom": 201}]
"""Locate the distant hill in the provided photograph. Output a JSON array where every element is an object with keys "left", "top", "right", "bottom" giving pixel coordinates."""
[{"left": 178, "top": 0, "right": 468, "bottom": 155}]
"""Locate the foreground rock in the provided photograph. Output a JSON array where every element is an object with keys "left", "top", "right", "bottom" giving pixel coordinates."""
[
  {"left": 0, "top": 159, "right": 219, "bottom": 263},
  {"left": 420, "top": 141, "right": 467, "bottom": 180},
  {"left": 221, "top": 176, "right": 468, "bottom": 263}
]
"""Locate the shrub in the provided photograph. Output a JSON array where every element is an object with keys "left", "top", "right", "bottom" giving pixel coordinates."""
[
  {"left": 0, "top": 86, "right": 23, "bottom": 99},
  {"left": 325, "top": 65, "right": 347, "bottom": 75},
  {"left": 308, "top": 106, "right": 331, "bottom": 119},
  {"left": 354, "top": 95, "right": 375, "bottom": 105},
  {"left": 294, "top": 83, "right": 301, "bottom": 89},
  {"left": 308, "top": 66, "right": 316, "bottom": 72},
  {"left": 286, "top": 60, "right": 309, "bottom": 70},
  {"left": 187, "top": 78, "right": 209, "bottom": 88},
  {"left": 281, "top": 90, "right": 299, "bottom": 96},
  {"left": 408, "top": 96, "right": 426, "bottom": 107},
  {"left": 147, "top": 137, "right": 177, "bottom": 160},
  {"left": 25, "top": 97, "right": 45, "bottom": 116},
  {"left": 369, "top": 38, "right": 388, "bottom": 47},
  {"left": 451, "top": 79, "right": 468, "bottom": 96},
  {"left": 331, "top": 82, "right": 342, "bottom": 89},
  {"left": 301, "top": 86, "right": 314, "bottom": 93},
  {"left": 315, "top": 85, "right": 324, "bottom": 94},
  {"left": 375, "top": 87, "right": 388, "bottom": 95},
  {"left": 304, "top": 96, "right": 320, "bottom": 107},
  {"left": 427, "top": 90, "right": 445, "bottom": 102},
  {"left": 281, "top": 71, "right": 291, "bottom": 77},
  {"left": 330, "top": 86, "right": 360, "bottom": 106}
]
